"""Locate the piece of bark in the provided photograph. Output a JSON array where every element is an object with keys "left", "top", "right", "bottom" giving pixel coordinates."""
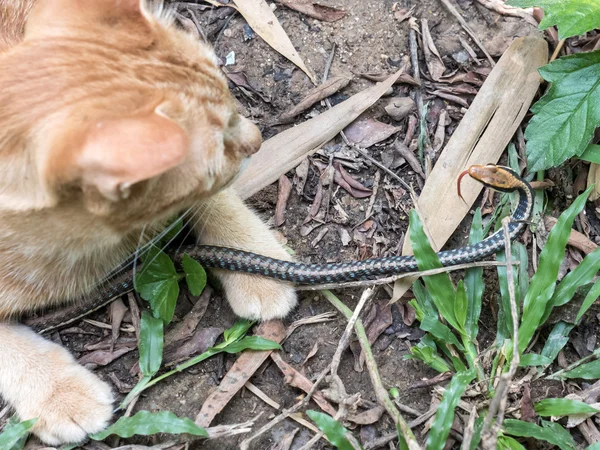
[
  {"left": 277, "top": 76, "right": 351, "bottom": 124},
  {"left": 392, "top": 36, "right": 548, "bottom": 302},
  {"left": 195, "top": 320, "right": 286, "bottom": 427}
]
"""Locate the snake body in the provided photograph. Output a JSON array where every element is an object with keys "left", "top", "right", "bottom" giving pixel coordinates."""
[{"left": 185, "top": 165, "right": 533, "bottom": 284}]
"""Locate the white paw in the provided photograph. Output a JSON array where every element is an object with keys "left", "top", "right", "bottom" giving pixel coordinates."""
[
  {"left": 22, "top": 362, "right": 114, "bottom": 445},
  {"left": 220, "top": 271, "right": 297, "bottom": 320}
]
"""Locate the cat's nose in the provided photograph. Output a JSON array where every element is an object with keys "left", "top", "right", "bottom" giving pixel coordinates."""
[{"left": 238, "top": 116, "right": 262, "bottom": 156}]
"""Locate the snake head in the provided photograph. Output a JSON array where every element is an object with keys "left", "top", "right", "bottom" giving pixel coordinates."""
[{"left": 457, "top": 164, "right": 521, "bottom": 200}]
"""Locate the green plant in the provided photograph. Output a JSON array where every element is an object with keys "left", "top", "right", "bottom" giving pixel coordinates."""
[
  {"left": 405, "top": 186, "right": 600, "bottom": 447},
  {"left": 504, "top": 0, "right": 600, "bottom": 171}
]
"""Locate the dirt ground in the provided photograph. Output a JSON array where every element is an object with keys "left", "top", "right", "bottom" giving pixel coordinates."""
[{"left": 15, "top": 0, "right": 595, "bottom": 449}]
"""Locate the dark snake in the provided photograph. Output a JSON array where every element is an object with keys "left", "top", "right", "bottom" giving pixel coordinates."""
[
  {"left": 104, "top": 164, "right": 533, "bottom": 287},
  {"left": 26, "top": 164, "right": 532, "bottom": 332}
]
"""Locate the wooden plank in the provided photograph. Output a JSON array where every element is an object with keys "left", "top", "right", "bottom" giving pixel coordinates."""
[{"left": 392, "top": 35, "right": 548, "bottom": 301}]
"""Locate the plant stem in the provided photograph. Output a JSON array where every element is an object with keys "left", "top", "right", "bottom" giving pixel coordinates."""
[{"left": 322, "top": 290, "right": 421, "bottom": 450}]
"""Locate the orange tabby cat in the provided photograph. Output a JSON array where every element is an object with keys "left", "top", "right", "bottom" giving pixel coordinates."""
[{"left": 0, "top": 0, "right": 296, "bottom": 444}]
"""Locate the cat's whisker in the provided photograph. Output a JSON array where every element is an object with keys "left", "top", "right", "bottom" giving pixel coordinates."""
[{"left": 174, "top": 201, "right": 213, "bottom": 254}]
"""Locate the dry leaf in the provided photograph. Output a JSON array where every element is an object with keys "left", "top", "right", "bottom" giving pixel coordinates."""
[
  {"left": 78, "top": 345, "right": 136, "bottom": 367},
  {"left": 275, "top": 175, "right": 293, "bottom": 226},
  {"left": 275, "top": 0, "right": 346, "bottom": 22},
  {"left": 421, "top": 19, "right": 445, "bottom": 81},
  {"left": 233, "top": 70, "right": 405, "bottom": 199},
  {"left": 343, "top": 118, "right": 400, "bottom": 148},
  {"left": 347, "top": 406, "right": 385, "bottom": 425},
  {"left": 165, "top": 286, "right": 212, "bottom": 345},
  {"left": 277, "top": 76, "right": 351, "bottom": 123},
  {"left": 545, "top": 216, "right": 598, "bottom": 254},
  {"left": 391, "top": 36, "right": 548, "bottom": 302},
  {"left": 294, "top": 159, "right": 310, "bottom": 196},
  {"left": 270, "top": 353, "right": 337, "bottom": 416},
  {"left": 195, "top": 320, "right": 286, "bottom": 427},
  {"left": 163, "top": 327, "right": 223, "bottom": 367},
  {"left": 232, "top": 0, "right": 316, "bottom": 83}
]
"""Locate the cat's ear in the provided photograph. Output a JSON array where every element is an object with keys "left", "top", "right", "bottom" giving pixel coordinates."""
[{"left": 75, "top": 111, "right": 189, "bottom": 201}]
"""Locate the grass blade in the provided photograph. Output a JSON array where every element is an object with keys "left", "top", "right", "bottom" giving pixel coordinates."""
[
  {"left": 465, "top": 209, "right": 484, "bottom": 340},
  {"left": 518, "top": 186, "right": 593, "bottom": 353},
  {"left": 497, "top": 435, "right": 527, "bottom": 450},
  {"left": 576, "top": 278, "right": 600, "bottom": 323},
  {"left": 559, "top": 359, "right": 600, "bottom": 380},
  {"left": 542, "top": 245, "right": 600, "bottom": 323},
  {"left": 540, "top": 321, "right": 574, "bottom": 365},
  {"left": 90, "top": 410, "right": 207, "bottom": 441},
  {"left": 534, "top": 398, "right": 600, "bottom": 416},
  {"left": 306, "top": 410, "right": 360, "bottom": 450},
  {"left": 503, "top": 419, "right": 576, "bottom": 450},
  {"left": 139, "top": 311, "right": 164, "bottom": 377},
  {"left": 425, "top": 369, "right": 475, "bottom": 450},
  {"left": 519, "top": 353, "right": 553, "bottom": 367},
  {"left": 0, "top": 418, "right": 37, "bottom": 450},
  {"left": 409, "top": 210, "right": 461, "bottom": 332}
]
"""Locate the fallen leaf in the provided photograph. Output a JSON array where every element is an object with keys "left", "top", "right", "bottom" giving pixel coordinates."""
[
  {"left": 294, "top": 159, "right": 310, "bottom": 196},
  {"left": 233, "top": 70, "right": 405, "bottom": 198},
  {"left": 109, "top": 299, "right": 128, "bottom": 351},
  {"left": 165, "top": 286, "right": 213, "bottom": 346},
  {"left": 195, "top": 320, "right": 286, "bottom": 427},
  {"left": 275, "top": 0, "right": 346, "bottom": 22},
  {"left": 277, "top": 76, "right": 351, "bottom": 123},
  {"left": 357, "top": 72, "right": 421, "bottom": 87},
  {"left": 347, "top": 406, "right": 385, "bottom": 425},
  {"left": 343, "top": 118, "right": 400, "bottom": 148},
  {"left": 163, "top": 327, "right": 223, "bottom": 367},
  {"left": 302, "top": 340, "right": 321, "bottom": 365},
  {"left": 275, "top": 175, "right": 293, "bottom": 226},
  {"left": 393, "top": 5, "right": 415, "bottom": 22},
  {"left": 78, "top": 345, "right": 136, "bottom": 367},
  {"left": 421, "top": 19, "right": 445, "bottom": 80},
  {"left": 268, "top": 428, "right": 299, "bottom": 450},
  {"left": 232, "top": 0, "right": 316, "bottom": 83},
  {"left": 545, "top": 216, "right": 598, "bottom": 254},
  {"left": 430, "top": 90, "right": 470, "bottom": 107},
  {"left": 270, "top": 353, "right": 337, "bottom": 416}
]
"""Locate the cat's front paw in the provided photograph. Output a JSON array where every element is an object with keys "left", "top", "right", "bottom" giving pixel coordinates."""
[
  {"left": 23, "top": 362, "right": 114, "bottom": 445},
  {"left": 221, "top": 272, "right": 297, "bottom": 320}
]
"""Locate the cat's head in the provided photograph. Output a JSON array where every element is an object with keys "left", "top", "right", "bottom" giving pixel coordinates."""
[{"left": 0, "top": 0, "right": 261, "bottom": 230}]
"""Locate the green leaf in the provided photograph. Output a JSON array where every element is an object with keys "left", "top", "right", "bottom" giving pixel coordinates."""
[
  {"left": 425, "top": 369, "right": 475, "bottom": 450},
  {"left": 223, "top": 319, "right": 254, "bottom": 343},
  {"left": 586, "top": 443, "right": 600, "bottom": 450},
  {"left": 90, "top": 410, "right": 207, "bottom": 441},
  {"left": 519, "top": 353, "right": 553, "bottom": 367},
  {"left": 580, "top": 144, "right": 600, "bottom": 164},
  {"left": 420, "top": 316, "right": 463, "bottom": 350},
  {"left": 0, "top": 418, "right": 37, "bottom": 450},
  {"left": 139, "top": 311, "right": 164, "bottom": 377},
  {"left": 519, "top": 51, "right": 600, "bottom": 171},
  {"left": 409, "top": 210, "right": 461, "bottom": 331},
  {"left": 406, "top": 340, "right": 452, "bottom": 373},
  {"left": 576, "top": 278, "right": 600, "bottom": 323},
  {"left": 518, "top": 186, "right": 593, "bottom": 353},
  {"left": 497, "top": 435, "right": 527, "bottom": 450},
  {"left": 543, "top": 245, "right": 600, "bottom": 323},
  {"left": 465, "top": 208, "right": 484, "bottom": 340},
  {"left": 560, "top": 359, "right": 600, "bottom": 380},
  {"left": 306, "top": 410, "right": 359, "bottom": 450},
  {"left": 135, "top": 246, "right": 181, "bottom": 324},
  {"left": 221, "top": 336, "right": 282, "bottom": 354},
  {"left": 541, "top": 321, "right": 574, "bottom": 365},
  {"left": 503, "top": 419, "right": 577, "bottom": 450},
  {"left": 159, "top": 216, "right": 183, "bottom": 245},
  {"left": 454, "top": 280, "right": 468, "bottom": 332},
  {"left": 182, "top": 254, "right": 207, "bottom": 296},
  {"left": 507, "top": 0, "right": 600, "bottom": 39},
  {"left": 535, "top": 398, "right": 600, "bottom": 416}
]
